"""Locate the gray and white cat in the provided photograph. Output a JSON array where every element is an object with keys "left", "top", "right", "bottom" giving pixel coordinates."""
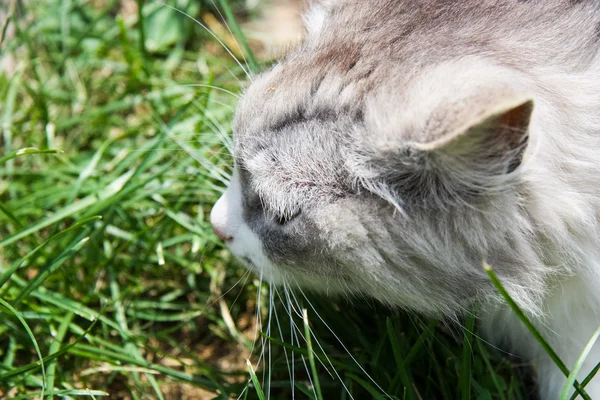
[{"left": 210, "top": 1, "right": 600, "bottom": 398}]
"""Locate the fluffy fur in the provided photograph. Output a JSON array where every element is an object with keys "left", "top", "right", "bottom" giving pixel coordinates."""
[{"left": 210, "top": 1, "right": 600, "bottom": 398}]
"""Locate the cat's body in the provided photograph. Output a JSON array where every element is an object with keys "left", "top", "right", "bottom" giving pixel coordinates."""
[{"left": 210, "top": 1, "right": 600, "bottom": 398}]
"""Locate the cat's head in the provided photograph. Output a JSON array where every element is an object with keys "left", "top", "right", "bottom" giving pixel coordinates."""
[{"left": 211, "top": 0, "right": 550, "bottom": 316}]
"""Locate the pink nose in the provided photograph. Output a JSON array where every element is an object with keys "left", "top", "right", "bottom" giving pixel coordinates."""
[{"left": 212, "top": 224, "right": 233, "bottom": 242}]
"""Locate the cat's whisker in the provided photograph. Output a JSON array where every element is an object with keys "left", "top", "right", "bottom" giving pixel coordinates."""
[
  {"left": 256, "top": 283, "right": 272, "bottom": 398},
  {"left": 194, "top": 96, "right": 237, "bottom": 114},
  {"left": 285, "top": 289, "right": 351, "bottom": 391},
  {"left": 219, "top": 61, "right": 247, "bottom": 92},
  {"left": 410, "top": 312, "right": 456, "bottom": 359},
  {"left": 278, "top": 284, "right": 304, "bottom": 336},
  {"left": 292, "top": 304, "right": 350, "bottom": 396},
  {"left": 407, "top": 314, "right": 438, "bottom": 360},
  {"left": 166, "top": 133, "right": 232, "bottom": 185},
  {"left": 154, "top": 1, "right": 253, "bottom": 81},
  {"left": 122, "top": 147, "right": 223, "bottom": 153},
  {"left": 285, "top": 284, "right": 297, "bottom": 399},
  {"left": 227, "top": 271, "right": 252, "bottom": 313},
  {"left": 271, "top": 285, "right": 294, "bottom": 399},
  {"left": 145, "top": 126, "right": 230, "bottom": 145},
  {"left": 204, "top": 270, "right": 251, "bottom": 311},
  {"left": 163, "top": 131, "right": 230, "bottom": 143},
  {"left": 236, "top": 384, "right": 249, "bottom": 400},
  {"left": 170, "top": 103, "right": 235, "bottom": 156},
  {"left": 295, "top": 287, "right": 394, "bottom": 400},
  {"left": 280, "top": 283, "right": 335, "bottom": 379},
  {"left": 122, "top": 141, "right": 232, "bottom": 154},
  {"left": 201, "top": 145, "right": 232, "bottom": 164},
  {"left": 284, "top": 301, "right": 318, "bottom": 400},
  {"left": 249, "top": 270, "right": 264, "bottom": 361},
  {"left": 201, "top": 162, "right": 233, "bottom": 173},
  {"left": 266, "top": 283, "right": 275, "bottom": 399},
  {"left": 208, "top": 0, "right": 252, "bottom": 78},
  {"left": 300, "top": 354, "right": 317, "bottom": 399},
  {"left": 173, "top": 113, "right": 232, "bottom": 150},
  {"left": 150, "top": 115, "right": 233, "bottom": 182},
  {"left": 446, "top": 307, "right": 519, "bottom": 358},
  {"left": 190, "top": 102, "right": 235, "bottom": 153},
  {"left": 177, "top": 83, "right": 241, "bottom": 99}
]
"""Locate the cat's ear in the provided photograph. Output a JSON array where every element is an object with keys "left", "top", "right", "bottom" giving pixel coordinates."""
[
  {"left": 406, "top": 92, "right": 534, "bottom": 202},
  {"left": 361, "top": 91, "right": 535, "bottom": 207},
  {"left": 414, "top": 94, "right": 534, "bottom": 160}
]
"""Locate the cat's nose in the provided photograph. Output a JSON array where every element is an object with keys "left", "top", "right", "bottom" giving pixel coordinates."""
[
  {"left": 210, "top": 194, "right": 234, "bottom": 242},
  {"left": 212, "top": 224, "right": 233, "bottom": 242}
]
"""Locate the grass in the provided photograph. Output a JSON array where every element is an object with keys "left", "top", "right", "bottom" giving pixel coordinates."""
[{"left": 0, "top": 1, "right": 597, "bottom": 399}]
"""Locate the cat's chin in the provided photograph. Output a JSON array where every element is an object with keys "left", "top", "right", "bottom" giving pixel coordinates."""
[
  {"left": 232, "top": 241, "right": 353, "bottom": 296},
  {"left": 221, "top": 222, "right": 285, "bottom": 284},
  {"left": 236, "top": 254, "right": 285, "bottom": 284}
]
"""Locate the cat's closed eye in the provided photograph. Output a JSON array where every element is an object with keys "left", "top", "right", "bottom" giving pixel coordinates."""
[{"left": 271, "top": 209, "right": 301, "bottom": 226}]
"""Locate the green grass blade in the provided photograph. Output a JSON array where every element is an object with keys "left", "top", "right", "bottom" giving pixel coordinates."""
[
  {"left": 484, "top": 263, "right": 591, "bottom": 400},
  {"left": 386, "top": 317, "right": 415, "bottom": 400},
  {"left": 12, "top": 389, "right": 109, "bottom": 399},
  {"left": 0, "top": 169, "right": 134, "bottom": 248},
  {"left": 560, "top": 325, "right": 600, "bottom": 400},
  {"left": 0, "top": 298, "right": 46, "bottom": 394},
  {"left": 403, "top": 320, "right": 437, "bottom": 367},
  {"left": 136, "top": 0, "right": 148, "bottom": 68},
  {"left": 460, "top": 312, "right": 476, "bottom": 400},
  {"left": 0, "top": 201, "right": 23, "bottom": 228},
  {"left": 476, "top": 339, "right": 507, "bottom": 400},
  {"left": 259, "top": 331, "right": 355, "bottom": 371},
  {"left": 0, "top": 216, "right": 99, "bottom": 290},
  {"left": 0, "top": 316, "right": 99, "bottom": 381},
  {"left": 246, "top": 359, "right": 266, "bottom": 400},
  {"left": 303, "top": 309, "right": 324, "bottom": 400},
  {"left": 295, "top": 382, "right": 317, "bottom": 399},
  {"left": 45, "top": 312, "right": 74, "bottom": 400},
  {"left": 216, "top": 0, "right": 259, "bottom": 73},
  {"left": 0, "top": 147, "right": 63, "bottom": 164},
  {"left": 13, "top": 234, "right": 90, "bottom": 305},
  {"left": 346, "top": 373, "right": 387, "bottom": 400},
  {"left": 0, "top": 0, "right": 17, "bottom": 47},
  {"left": 108, "top": 265, "right": 164, "bottom": 400},
  {"left": 573, "top": 362, "right": 600, "bottom": 399},
  {"left": 69, "top": 343, "right": 218, "bottom": 389}
]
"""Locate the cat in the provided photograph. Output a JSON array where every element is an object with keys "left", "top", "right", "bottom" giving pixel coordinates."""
[{"left": 210, "top": 1, "right": 600, "bottom": 398}]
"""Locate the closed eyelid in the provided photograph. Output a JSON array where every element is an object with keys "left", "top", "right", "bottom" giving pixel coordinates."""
[
  {"left": 272, "top": 208, "right": 301, "bottom": 225},
  {"left": 258, "top": 197, "right": 302, "bottom": 223}
]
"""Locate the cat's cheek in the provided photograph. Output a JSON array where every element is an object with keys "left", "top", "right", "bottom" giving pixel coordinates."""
[
  {"left": 226, "top": 222, "right": 286, "bottom": 284},
  {"left": 210, "top": 170, "right": 286, "bottom": 283}
]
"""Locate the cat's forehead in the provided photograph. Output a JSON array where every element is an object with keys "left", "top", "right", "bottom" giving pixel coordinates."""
[
  {"left": 236, "top": 117, "right": 355, "bottom": 213},
  {"left": 234, "top": 44, "right": 375, "bottom": 140},
  {"left": 232, "top": 41, "right": 378, "bottom": 201}
]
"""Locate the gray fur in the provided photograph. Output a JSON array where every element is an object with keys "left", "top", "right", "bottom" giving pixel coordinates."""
[{"left": 215, "top": 1, "right": 600, "bottom": 398}]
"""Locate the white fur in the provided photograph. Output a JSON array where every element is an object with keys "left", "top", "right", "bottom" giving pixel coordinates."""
[
  {"left": 210, "top": 171, "right": 283, "bottom": 283},
  {"left": 302, "top": 1, "right": 331, "bottom": 38}
]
